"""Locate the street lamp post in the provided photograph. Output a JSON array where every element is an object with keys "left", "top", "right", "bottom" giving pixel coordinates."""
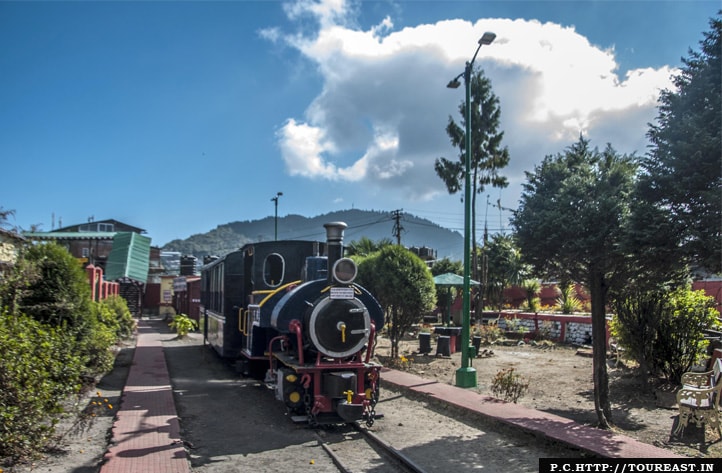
[
  {"left": 272, "top": 192, "right": 283, "bottom": 240},
  {"left": 447, "top": 31, "right": 495, "bottom": 388}
]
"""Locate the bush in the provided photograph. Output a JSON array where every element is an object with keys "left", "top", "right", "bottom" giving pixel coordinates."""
[
  {"left": 612, "top": 287, "right": 719, "bottom": 384},
  {"left": 4, "top": 244, "right": 126, "bottom": 377},
  {"left": 17, "top": 243, "right": 93, "bottom": 328},
  {"left": 521, "top": 279, "right": 541, "bottom": 312},
  {"left": 555, "top": 283, "right": 582, "bottom": 314},
  {"left": 473, "top": 324, "right": 503, "bottom": 344},
  {"left": 655, "top": 289, "right": 719, "bottom": 383},
  {"left": 77, "top": 305, "right": 117, "bottom": 375},
  {"left": 0, "top": 311, "right": 84, "bottom": 461},
  {"left": 100, "top": 295, "right": 136, "bottom": 339},
  {"left": 169, "top": 313, "right": 198, "bottom": 338},
  {"left": 0, "top": 244, "right": 130, "bottom": 462},
  {"left": 490, "top": 367, "right": 529, "bottom": 403}
]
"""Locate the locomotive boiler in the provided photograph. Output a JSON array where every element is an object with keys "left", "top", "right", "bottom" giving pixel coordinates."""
[{"left": 200, "top": 222, "right": 384, "bottom": 426}]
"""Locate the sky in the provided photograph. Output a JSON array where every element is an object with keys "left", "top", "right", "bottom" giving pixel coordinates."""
[{"left": 1, "top": 0, "right": 718, "bottom": 248}]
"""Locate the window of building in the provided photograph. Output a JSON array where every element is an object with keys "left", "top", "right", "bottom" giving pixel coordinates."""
[{"left": 78, "top": 223, "right": 115, "bottom": 232}]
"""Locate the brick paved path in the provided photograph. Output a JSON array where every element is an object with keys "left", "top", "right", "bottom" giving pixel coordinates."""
[{"left": 100, "top": 319, "right": 190, "bottom": 473}]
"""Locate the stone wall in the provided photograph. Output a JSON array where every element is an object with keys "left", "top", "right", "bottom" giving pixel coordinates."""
[{"left": 495, "top": 311, "right": 608, "bottom": 345}]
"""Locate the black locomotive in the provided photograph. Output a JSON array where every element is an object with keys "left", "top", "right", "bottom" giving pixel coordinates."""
[{"left": 199, "top": 222, "right": 384, "bottom": 425}]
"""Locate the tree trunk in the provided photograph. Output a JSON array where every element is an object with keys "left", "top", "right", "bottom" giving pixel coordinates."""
[
  {"left": 390, "top": 306, "right": 400, "bottom": 360},
  {"left": 590, "top": 269, "right": 613, "bottom": 428}
]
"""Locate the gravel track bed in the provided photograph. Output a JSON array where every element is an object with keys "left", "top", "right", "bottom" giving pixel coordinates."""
[{"left": 164, "top": 334, "right": 578, "bottom": 472}]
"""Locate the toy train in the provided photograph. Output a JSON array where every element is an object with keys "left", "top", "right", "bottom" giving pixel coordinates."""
[{"left": 199, "top": 222, "right": 384, "bottom": 426}]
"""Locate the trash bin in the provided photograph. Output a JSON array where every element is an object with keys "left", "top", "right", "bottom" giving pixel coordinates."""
[
  {"left": 436, "top": 335, "right": 451, "bottom": 357},
  {"left": 418, "top": 332, "right": 432, "bottom": 354},
  {"left": 472, "top": 336, "right": 482, "bottom": 357},
  {"left": 448, "top": 327, "right": 462, "bottom": 354}
]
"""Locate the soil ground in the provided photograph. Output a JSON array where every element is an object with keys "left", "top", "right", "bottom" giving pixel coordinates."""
[
  {"left": 6, "top": 324, "right": 721, "bottom": 472},
  {"left": 378, "top": 333, "right": 722, "bottom": 458}
]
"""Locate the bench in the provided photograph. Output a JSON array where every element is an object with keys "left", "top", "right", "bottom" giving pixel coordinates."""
[
  {"left": 674, "top": 358, "right": 722, "bottom": 437},
  {"left": 608, "top": 337, "right": 625, "bottom": 367}
]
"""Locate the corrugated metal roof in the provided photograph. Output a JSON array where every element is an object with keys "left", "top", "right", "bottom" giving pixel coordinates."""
[
  {"left": 24, "top": 231, "right": 117, "bottom": 240},
  {"left": 104, "top": 232, "right": 152, "bottom": 283}
]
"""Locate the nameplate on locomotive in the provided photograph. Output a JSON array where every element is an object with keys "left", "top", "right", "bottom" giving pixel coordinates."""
[{"left": 329, "top": 287, "right": 355, "bottom": 300}]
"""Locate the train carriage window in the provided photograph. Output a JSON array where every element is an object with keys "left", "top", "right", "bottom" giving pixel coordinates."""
[{"left": 263, "top": 253, "right": 285, "bottom": 288}]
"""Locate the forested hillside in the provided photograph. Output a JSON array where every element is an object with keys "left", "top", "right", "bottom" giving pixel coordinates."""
[{"left": 162, "top": 209, "right": 463, "bottom": 260}]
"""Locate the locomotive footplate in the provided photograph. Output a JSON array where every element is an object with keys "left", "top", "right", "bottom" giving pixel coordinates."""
[{"left": 271, "top": 352, "right": 381, "bottom": 371}]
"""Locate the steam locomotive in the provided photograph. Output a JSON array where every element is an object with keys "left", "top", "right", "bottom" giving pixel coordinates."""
[{"left": 199, "top": 222, "right": 384, "bottom": 426}]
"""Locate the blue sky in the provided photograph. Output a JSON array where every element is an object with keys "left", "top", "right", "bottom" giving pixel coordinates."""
[{"left": 1, "top": 0, "right": 718, "bottom": 247}]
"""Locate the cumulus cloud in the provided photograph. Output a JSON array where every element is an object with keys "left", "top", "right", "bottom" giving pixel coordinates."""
[{"left": 269, "top": 0, "right": 677, "bottom": 207}]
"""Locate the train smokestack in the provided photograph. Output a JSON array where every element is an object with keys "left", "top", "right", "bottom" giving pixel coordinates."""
[{"left": 324, "top": 222, "right": 347, "bottom": 283}]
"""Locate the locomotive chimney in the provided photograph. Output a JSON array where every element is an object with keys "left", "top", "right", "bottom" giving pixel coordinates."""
[{"left": 324, "top": 222, "right": 347, "bottom": 283}]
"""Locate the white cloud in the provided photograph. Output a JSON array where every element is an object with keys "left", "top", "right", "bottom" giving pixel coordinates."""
[
  {"left": 282, "top": 0, "right": 352, "bottom": 28},
  {"left": 270, "top": 0, "right": 677, "bottom": 207}
]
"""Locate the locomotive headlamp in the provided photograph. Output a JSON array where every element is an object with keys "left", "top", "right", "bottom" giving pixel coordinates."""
[{"left": 332, "top": 258, "right": 357, "bottom": 284}]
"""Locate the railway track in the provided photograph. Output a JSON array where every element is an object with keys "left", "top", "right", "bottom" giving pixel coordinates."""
[{"left": 316, "top": 423, "right": 428, "bottom": 473}]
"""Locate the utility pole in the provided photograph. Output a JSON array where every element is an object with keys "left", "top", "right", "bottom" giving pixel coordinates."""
[{"left": 391, "top": 209, "right": 404, "bottom": 245}]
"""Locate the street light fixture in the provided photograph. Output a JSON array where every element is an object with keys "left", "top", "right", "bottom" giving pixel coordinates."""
[
  {"left": 272, "top": 192, "right": 283, "bottom": 240},
  {"left": 447, "top": 31, "right": 495, "bottom": 388}
]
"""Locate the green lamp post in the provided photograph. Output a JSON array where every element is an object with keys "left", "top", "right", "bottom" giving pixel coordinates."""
[
  {"left": 272, "top": 192, "right": 283, "bottom": 240},
  {"left": 446, "top": 31, "right": 496, "bottom": 388}
]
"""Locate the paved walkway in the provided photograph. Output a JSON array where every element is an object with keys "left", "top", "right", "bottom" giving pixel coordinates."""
[
  {"left": 100, "top": 319, "right": 190, "bottom": 473},
  {"left": 101, "top": 319, "right": 680, "bottom": 473}
]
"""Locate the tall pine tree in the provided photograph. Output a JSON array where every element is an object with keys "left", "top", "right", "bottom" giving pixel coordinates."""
[
  {"left": 435, "top": 69, "right": 510, "bottom": 282},
  {"left": 643, "top": 13, "right": 722, "bottom": 274}
]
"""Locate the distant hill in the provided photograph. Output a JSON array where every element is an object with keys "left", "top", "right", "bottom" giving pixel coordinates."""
[{"left": 162, "top": 209, "right": 463, "bottom": 261}]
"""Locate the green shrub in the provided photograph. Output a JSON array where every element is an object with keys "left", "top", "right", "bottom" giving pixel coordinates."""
[
  {"left": 18, "top": 243, "right": 93, "bottom": 328},
  {"left": 169, "top": 313, "right": 198, "bottom": 338},
  {"left": 93, "top": 299, "right": 121, "bottom": 338},
  {"left": 655, "top": 288, "right": 719, "bottom": 383},
  {"left": 0, "top": 311, "right": 84, "bottom": 461},
  {"left": 555, "top": 283, "right": 582, "bottom": 314},
  {"left": 100, "top": 295, "right": 136, "bottom": 338},
  {"left": 490, "top": 367, "right": 529, "bottom": 403},
  {"left": 504, "top": 316, "right": 524, "bottom": 333},
  {"left": 612, "top": 287, "right": 719, "bottom": 384},
  {"left": 473, "top": 324, "right": 503, "bottom": 344},
  {"left": 77, "top": 303, "right": 117, "bottom": 375},
  {"left": 521, "top": 279, "right": 541, "bottom": 312}
]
